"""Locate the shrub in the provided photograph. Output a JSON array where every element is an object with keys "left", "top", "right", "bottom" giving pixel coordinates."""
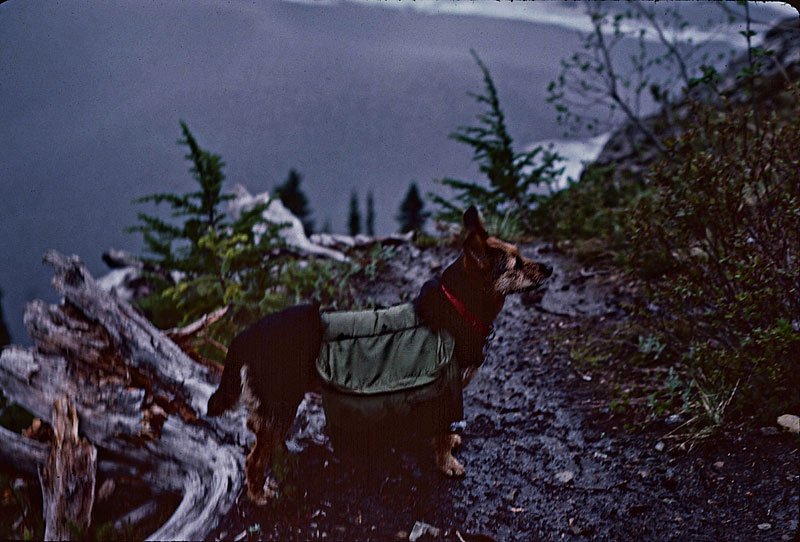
[
  {"left": 430, "top": 51, "right": 563, "bottom": 238},
  {"left": 128, "top": 122, "right": 390, "bottom": 363},
  {"left": 626, "top": 94, "right": 800, "bottom": 422},
  {"left": 529, "top": 162, "right": 645, "bottom": 252},
  {"left": 128, "top": 121, "right": 288, "bottom": 333}
]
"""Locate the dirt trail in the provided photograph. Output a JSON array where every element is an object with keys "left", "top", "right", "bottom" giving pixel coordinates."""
[{"left": 211, "top": 244, "right": 799, "bottom": 541}]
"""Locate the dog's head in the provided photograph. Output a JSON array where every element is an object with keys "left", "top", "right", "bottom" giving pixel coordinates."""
[{"left": 461, "top": 206, "right": 553, "bottom": 296}]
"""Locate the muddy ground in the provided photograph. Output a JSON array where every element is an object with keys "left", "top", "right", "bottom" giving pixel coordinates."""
[{"left": 210, "top": 243, "right": 799, "bottom": 542}]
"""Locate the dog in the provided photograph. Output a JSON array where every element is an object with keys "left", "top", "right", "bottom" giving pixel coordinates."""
[{"left": 206, "top": 206, "right": 552, "bottom": 504}]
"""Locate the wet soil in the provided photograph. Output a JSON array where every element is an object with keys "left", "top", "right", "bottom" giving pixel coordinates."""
[{"left": 210, "top": 244, "right": 799, "bottom": 542}]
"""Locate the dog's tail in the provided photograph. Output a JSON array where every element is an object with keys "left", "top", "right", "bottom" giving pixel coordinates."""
[{"left": 207, "top": 335, "right": 246, "bottom": 416}]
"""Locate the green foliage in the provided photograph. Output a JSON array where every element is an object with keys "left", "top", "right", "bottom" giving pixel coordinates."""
[
  {"left": 529, "top": 162, "right": 645, "bottom": 250},
  {"left": 348, "top": 191, "right": 361, "bottom": 236},
  {"left": 0, "top": 402, "right": 34, "bottom": 435},
  {"left": 275, "top": 169, "right": 314, "bottom": 236},
  {"left": 396, "top": 183, "right": 428, "bottom": 233},
  {"left": 626, "top": 95, "right": 800, "bottom": 422},
  {"left": 430, "top": 50, "right": 563, "bottom": 237},
  {"left": 539, "top": 3, "right": 798, "bottom": 437},
  {"left": 127, "top": 122, "right": 316, "bottom": 362},
  {"left": 129, "top": 125, "right": 396, "bottom": 363},
  {"left": 128, "top": 121, "right": 234, "bottom": 272},
  {"left": 129, "top": 122, "right": 288, "bottom": 333}
]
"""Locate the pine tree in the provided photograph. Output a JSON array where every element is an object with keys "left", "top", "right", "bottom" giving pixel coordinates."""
[
  {"left": 348, "top": 191, "right": 361, "bottom": 236},
  {"left": 366, "top": 190, "right": 375, "bottom": 236},
  {"left": 275, "top": 169, "right": 314, "bottom": 236},
  {"left": 430, "top": 50, "right": 562, "bottom": 230},
  {"left": 127, "top": 121, "right": 286, "bottom": 330},
  {"left": 127, "top": 120, "right": 233, "bottom": 275},
  {"left": 396, "top": 182, "right": 428, "bottom": 233}
]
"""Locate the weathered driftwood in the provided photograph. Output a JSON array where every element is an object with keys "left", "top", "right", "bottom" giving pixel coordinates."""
[
  {"left": 39, "top": 396, "right": 97, "bottom": 541},
  {"left": 0, "top": 251, "right": 247, "bottom": 541},
  {"left": 166, "top": 305, "right": 230, "bottom": 363}
]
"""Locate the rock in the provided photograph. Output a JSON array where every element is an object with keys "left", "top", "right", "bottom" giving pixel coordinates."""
[
  {"left": 777, "top": 414, "right": 800, "bottom": 433},
  {"left": 655, "top": 441, "right": 665, "bottom": 452},
  {"left": 712, "top": 461, "right": 724, "bottom": 470},
  {"left": 757, "top": 522, "right": 771, "bottom": 530},
  {"left": 665, "top": 414, "right": 685, "bottom": 426},
  {"left": 285, "top": 392, "right": 329, "bottom": 453},
  {"left": 502, "top": 488, "right": 518, "bottom": 503},
  {"left": 760, "top": 426, "right": 780, "bottom": 436},
  {"left": 554, "top": 471, "right": 574, "bottom": 484},
  {"left": 409, "top": 521, "right": 440, "bottom": 541}
]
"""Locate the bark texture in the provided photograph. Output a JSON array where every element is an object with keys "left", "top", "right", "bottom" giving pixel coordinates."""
[
  {"left": 0, "top": 251, "right": 246, "bottom": 541},
  {"left": 39, "top": 397, "right": 97, "bottom": 541}
]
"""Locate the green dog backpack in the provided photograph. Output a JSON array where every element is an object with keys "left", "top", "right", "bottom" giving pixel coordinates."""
[{"left": 315, "top": 303, "right": 463, "bottom": 445}]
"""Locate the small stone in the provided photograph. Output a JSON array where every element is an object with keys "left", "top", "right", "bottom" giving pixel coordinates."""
[
  {"left": 554, "top": 470, "right": 574, "bottom": 484},
  {"left": 757, "top": 523, "right": 771, "bottom": 530},
  {"left": 655, "top": 441, "right": 665, "bottom": 452},
  {"left": 409, "top": 521, "right": 440, "bottom": 541},
  {"left": 713, "top": 461, "right": 724, "bottom": 469},
  {"left": 760, "top": 426, "right": 779, "bottom": 436},
  {"left": 665, "top": 414, "right": 684, "bottom": 426},
  {"left": 502, "top": 488, "right": 519, "bottom": 503},
  {"left": 777, "top": 414, "right": 800, "bottom": 433}
]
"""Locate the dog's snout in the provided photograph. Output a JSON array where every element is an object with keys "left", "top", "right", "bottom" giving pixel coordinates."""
[{"left": 541, "top": 263, "right": 553, "bottom": 278}]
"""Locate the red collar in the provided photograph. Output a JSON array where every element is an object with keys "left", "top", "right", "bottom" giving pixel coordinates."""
[{"left": 440, "top": 283, "right": 492, "bottom": 337}]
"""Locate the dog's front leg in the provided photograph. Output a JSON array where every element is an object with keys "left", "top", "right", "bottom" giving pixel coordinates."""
[
  {"left": 245, "top": 415, "right": 280, "bottom": 505},
  {"left": 433, "top": 432, "right": 464, "bottom": 477}
]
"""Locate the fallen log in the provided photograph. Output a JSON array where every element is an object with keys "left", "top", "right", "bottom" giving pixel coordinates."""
[{"left": 0, "top": 251, "right": 247, "bottom": 541}]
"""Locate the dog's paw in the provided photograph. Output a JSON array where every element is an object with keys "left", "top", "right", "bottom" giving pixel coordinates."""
[
  {"left": 247, "top": 480, "right": 278, "bottom": 506},
  {"left": 438, "top": 455, "right": 465, "bottom": 478},
  {"left": 247, "top": 487, "right": 275, "bottom": 506}
]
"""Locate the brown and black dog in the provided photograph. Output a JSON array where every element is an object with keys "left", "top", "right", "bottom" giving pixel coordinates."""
[{"left": 207, "top": 206, "right": 552, "bottom": 504}]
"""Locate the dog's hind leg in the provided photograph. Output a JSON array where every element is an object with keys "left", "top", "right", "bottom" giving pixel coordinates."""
[
  {"left": 245, "top": 414, "right": 286, "bottom": 505},
  {"left": 433, "top": 433, "right": 465, "bottom": 477}
]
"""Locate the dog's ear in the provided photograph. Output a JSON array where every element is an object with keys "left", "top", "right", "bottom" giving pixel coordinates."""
[
  {"left": 463, "top": 206, "right": 488, "bottom": 240},
  {"left": 464, "top": 229, "right": 490, "bottom": 271}
]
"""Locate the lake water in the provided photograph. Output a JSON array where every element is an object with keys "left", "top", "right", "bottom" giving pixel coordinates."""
[{"left": 0, "top": 0, "right": 793, "bottom": 344}]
